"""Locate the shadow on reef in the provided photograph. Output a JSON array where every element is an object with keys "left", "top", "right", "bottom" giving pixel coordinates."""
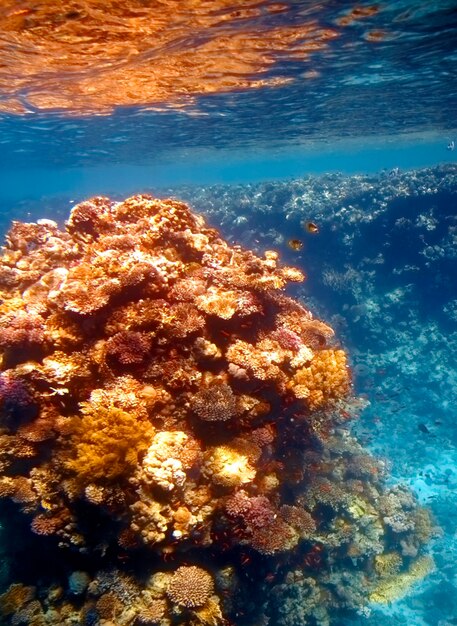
[{"left": 0, "top": 194, "right": 437, "bottom": 626}]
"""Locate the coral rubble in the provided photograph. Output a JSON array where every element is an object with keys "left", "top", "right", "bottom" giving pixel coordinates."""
[{"left": 0, "top": 195, "right": 434, "bottom": 625}]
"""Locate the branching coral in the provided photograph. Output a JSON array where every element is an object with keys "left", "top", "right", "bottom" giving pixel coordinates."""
[
  {"left": 0, "top": 584, "right": 36, "bottom": 618},
  {"left": 251, "top": 518, "right": 298, "bottom": 555},
  {"left": 190, "top": 382, "right": 238, "bottom": 422},
  {"left": 167, "top": 566, "right": 214, "bottom": 609},
  {"left": 0, "top": 194, "right": 433, "bottom": 626},
  {"left": 105, "top": 330, "right": 152, "bottom": 366}
]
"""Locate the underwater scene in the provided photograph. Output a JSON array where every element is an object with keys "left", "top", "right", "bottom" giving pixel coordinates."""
[{"left": 0, "top": 2, "right": 456, "bottom": 626}]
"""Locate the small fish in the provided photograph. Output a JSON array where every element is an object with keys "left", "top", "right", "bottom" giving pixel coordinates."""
[
  {"left": 305, "top": 221, "right": 319, "bottom": 234},
  {"left": 288, "top": 238, "right": 304, "bottom": 251},
  {"left": 418, "top": 423, "right": 432, "bottom": 434},
  {"left": 447, "top": 140, "right": 455, "bottom": 151}
]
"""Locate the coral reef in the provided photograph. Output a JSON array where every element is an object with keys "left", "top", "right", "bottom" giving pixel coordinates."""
[{"left": 0, "top": 195, "right": 434, "bottom": 625}]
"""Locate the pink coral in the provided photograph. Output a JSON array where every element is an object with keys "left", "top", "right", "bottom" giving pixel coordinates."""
[
  {"left": 225, "top": 492, "right": 277, "bottom": 535},
  {"left": 0, "top": 373, "right": 34, "bottom": 414},
  {"left": 250, "top": 425, "right": 275, "bottom": 448},
  {"left": 243, "top": 496, "right": 276, "bottom": 530},
  {"left": 0, "top": 311, "right": 45, "bottom": 351},
  {"left": 66, "top": 196, "right": 115, "bottom": 239},
  {"left": 105, "top": 331, "right": 152, "bottom": 366},
  {"left": 225, "top": 490, "right": 252, "bottom": 518},
  {"left": 250, "top": 518, "right": 297, "bottom": 555},
  {"left": 269, "top": 327, "right": 303, "bottom": 352}
]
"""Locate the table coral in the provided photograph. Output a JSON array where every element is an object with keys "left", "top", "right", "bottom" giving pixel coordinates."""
[
  {"left": 0, "top": 195, "right": 434, "bottom": 626},
  {"left": 368, "top": 555, "right": 435, "bottom": 603}
]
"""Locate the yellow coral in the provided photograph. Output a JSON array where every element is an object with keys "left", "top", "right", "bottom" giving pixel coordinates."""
[
  {"left": 191, "top": 595, "right": 224, "bottom": 625},
  {"left": 138, "top": 431, "right": 200, "bottom": 491},
  {"left": 412, "top": 507, "right": 435, "bottom": 543},
  {"left": 195, "top": 287, "right": 240, "bottom": 319},
  {"left": 290, "top": 349, "right": 350, "bottom": 409},
  {"left": 369, "top": 555, "right": 435, "bottom": 603},
  {"left": 66, "top": 402, "right": 154, "bottom": 483},
  {"left": 203, "top": 445, "right": 256, "bottom": 488},
  {"left": 373, "top": 552, "right": 403, "bottom": 578}
]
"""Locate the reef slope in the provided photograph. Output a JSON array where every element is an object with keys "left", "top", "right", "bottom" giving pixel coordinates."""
[{"left": 0, "top": 195, "right": 433, "bottom": 625}]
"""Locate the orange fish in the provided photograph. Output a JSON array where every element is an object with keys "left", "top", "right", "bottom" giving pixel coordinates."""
[
  {"left": 305, "top": 221, "right": 319, "bottom": 234},
  {"left": 288, "top": 239, "right": 304, "bottom": 251}
]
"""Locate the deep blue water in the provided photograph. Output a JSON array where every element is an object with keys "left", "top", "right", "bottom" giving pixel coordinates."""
[{"left": 1, "top": 0, "right": 457, "bottom": 625}]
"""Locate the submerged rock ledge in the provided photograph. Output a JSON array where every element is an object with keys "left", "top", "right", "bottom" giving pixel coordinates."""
[{"left": 0, "top": 195, "right": 434, "bottom": 625}]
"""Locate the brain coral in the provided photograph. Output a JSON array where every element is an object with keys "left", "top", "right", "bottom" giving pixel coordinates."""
[{"left": 0, "top": 195, "right": 433, "bottom": 626}]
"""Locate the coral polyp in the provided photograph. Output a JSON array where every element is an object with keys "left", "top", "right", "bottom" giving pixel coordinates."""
[{"left": 0, "top": 195, "right": 434, "bottom": 625}]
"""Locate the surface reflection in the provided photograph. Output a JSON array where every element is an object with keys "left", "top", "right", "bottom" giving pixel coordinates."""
[{"left": 0, "top": 0, "right": 381, "bottom": 114}]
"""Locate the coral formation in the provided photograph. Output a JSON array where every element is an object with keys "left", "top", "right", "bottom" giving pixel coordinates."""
[
  {"left": 0, "top": 195, "right": 434, "bottom": 625},
  {"left": 166, "top": 565, "right": 214, "bottom": 608}
]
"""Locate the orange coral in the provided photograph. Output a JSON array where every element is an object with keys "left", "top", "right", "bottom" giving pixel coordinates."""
[
  {"left": 289, "top": 349, "right": 350, "bottom": 409},
  {"left": 0, "top": 584, "right": 36, "bottom": 617},
  {"left": 30, "top": 513, "right": 66, "bottom": 536},
  {"left": 66, "top": 402, "right": 154, "bottom": 484}
]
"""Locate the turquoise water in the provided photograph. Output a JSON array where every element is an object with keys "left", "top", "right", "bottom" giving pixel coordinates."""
[
  {"left": 1, "top": 1, "right": 457, "bottom": 625},
  {"left": 0, "top": 135, "right": 456, "bottom": 204}
]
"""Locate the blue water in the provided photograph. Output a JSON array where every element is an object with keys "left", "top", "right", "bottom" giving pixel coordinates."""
[
  {"left": 0, "top": 135, "right": 456, "bottom": 205},
  {"left": 1, "top": 0, "right": 457, "bottom": 625}
]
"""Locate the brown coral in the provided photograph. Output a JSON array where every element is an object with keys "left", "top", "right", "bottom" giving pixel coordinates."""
[
  {"left": 0, "top": 584, "right": 36, "bottom": 617},
  {"left": 166, "top": 566, "right": 214, "bottom": 608},
  {"left": 279, "top": 505, "right": 316, "bottom": 537},
  {"left": 250, "top": 518, "right": 298, "bottom": 555},
  {"left": 190, "top": 382, "right": 237, "bottom": 422},
  {"left": 95, "top": 592, "right": 122, "bottom": 620},
  {"left": 105, "top": 330, "right": 152, "bottom": 366},
  {"left": 0, "top": 311, "right": 46, "bottom": 367},
  {"left": 66, "top": 196, "right": 115, "bottom": 239}
]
